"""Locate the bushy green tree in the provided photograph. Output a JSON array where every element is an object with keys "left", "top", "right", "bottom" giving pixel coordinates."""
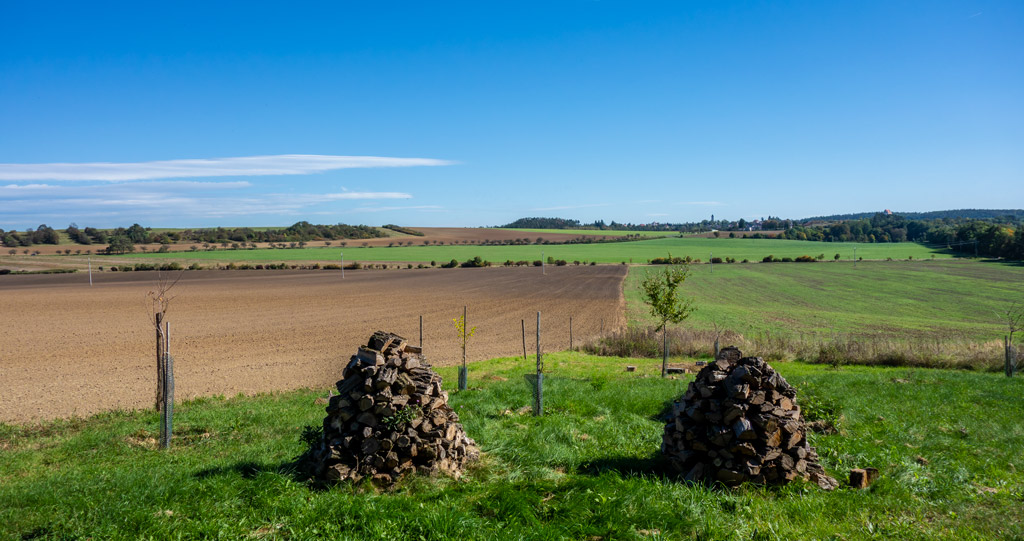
[
  {"left": 106, "top": 235, "right": 135, "bottom": 254},
  {"left": 641, "top": 259, "right": 695, "bottom": 377},
  {"left": 126, "top": 223, "right": 149, "bottom": 244}
]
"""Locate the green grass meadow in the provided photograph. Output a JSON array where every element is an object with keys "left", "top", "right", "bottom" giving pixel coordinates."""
[
  {"left": 626, "top": 260, "right": 1024, "bottom": 343},
  {"left": 494, "top": 228, "right": 679, "bottom": 238},
  {"left": 2, "top": 353, "right": 1023, "bottom": 540},
  {"left": 118, "top": 237, "right": 949, "bottom": 265}
]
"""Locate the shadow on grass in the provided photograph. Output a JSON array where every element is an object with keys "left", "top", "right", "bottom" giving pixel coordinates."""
[
  {"left": 19, "top": 526, "right": 54, "bottom": 540},
  {"left": 576, "top": 452, "right": 673, "bottom": 480},
  {"left": 652, "top": 396, "right": 678, "bottom": 423},
  {"left": 193, "top": 455, "right": 316, "bottom": 484},
  {"left": 989, "top": 258, "right": 1024, "bottom": 268}
]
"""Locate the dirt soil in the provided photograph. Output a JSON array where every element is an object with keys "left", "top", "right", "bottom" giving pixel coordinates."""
[{"left": 0, "top": 266, "right": 626, "bottom": 423}]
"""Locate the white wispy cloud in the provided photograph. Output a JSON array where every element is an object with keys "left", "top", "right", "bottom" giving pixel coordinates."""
[
  {"left": 0, "top": 181, "right": 422, "bottom": 227},
  {"left": 0, "top": 154, "right": 454, "bottom": 182},
  {"left": 530, "top": 203, "right": 610, "bottom": 211},
  {"left": 1, "top": 183, "right": 61, "bottom": 190},
  {"left": 321, "top": 192, "right": 411, "bottom": 201},
  {"left": 0, "top": 180, "right": 252, "bottom": 197},
  {"left": 350, "top": 205, "right": 443, "bottom": 213},
  {"left": 675, "top": 201, "right": 723, "bottom": 206}
]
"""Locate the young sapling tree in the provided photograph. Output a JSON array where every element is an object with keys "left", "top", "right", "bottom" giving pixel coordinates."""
[
  {"left": 453, "top": 307, "right": 476, "bottom": 390},
  {"left": 641, "top": 258, "right": 695, "bottom": 377}
]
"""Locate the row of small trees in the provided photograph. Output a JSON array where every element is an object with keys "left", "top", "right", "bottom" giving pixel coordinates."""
[{"left": 0, "top": 222, "right": 388, "bottom": 248}]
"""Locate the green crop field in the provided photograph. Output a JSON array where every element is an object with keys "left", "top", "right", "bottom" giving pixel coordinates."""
[
  {"left": 117, "top": 237, "right": 950, "bottom": 265},
  {"left": 2, "top": 353, "right": 1022, "bottom": 539},
  {"left": 626, "top": 260, "right": 1024, "bottom": 342},
  {"left": 494, "top": 228, "right": 678, "bottom": 238}
]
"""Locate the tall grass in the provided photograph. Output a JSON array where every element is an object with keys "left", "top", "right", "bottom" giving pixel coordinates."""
[{"left": 583, "top": 326, "right": 1014, "bottom": 370}]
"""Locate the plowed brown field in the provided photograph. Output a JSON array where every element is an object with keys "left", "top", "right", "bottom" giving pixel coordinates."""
[{"left": 0, "top": 266, "right": 626, "bottom": 423}]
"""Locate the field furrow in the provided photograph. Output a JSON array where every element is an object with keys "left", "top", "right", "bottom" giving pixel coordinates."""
[{"left": 0, "top": 266, "right": 626, "bottom": 423}]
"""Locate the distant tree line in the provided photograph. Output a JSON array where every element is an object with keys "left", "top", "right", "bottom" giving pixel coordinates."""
[
  {"left": 504, "top": 209, "right": 1024, "bottom": 237},
  {"left": 780, "top": 212, "right": 921, "bottom": 243},
  {"left": 803, "top": 209, "right": 1024, "bottom": 222},
  {"left": 382, "top": 224, "right": 425, "bottom": 236},
  {"left": 1, "top": 224, "right": 61, "bottom": 247},
  {"left": 502, "top": 216, "right": 794, "bottom": 233},
  {"left": 503, "top": 217, "right": 586, "bottom": 229},
  {"left": 923, "top": 220, "right": 1024, "bottom": 259},
  {"left": 1, "top": 221, "right": 386, "bottom": 249},
  {"left": 778, "top": 212, "right": 1024, "bottom": 259}
]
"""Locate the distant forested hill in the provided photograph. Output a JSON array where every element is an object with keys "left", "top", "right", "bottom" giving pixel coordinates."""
[
  {"left": 803, "top": 209, "right": 1024, "bottom": 222},
  {"left": 503, "top": 217, "right": 583, "bottom": 229}
]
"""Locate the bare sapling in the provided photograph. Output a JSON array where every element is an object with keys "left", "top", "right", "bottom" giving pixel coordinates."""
[
  {"left": 711, "top": 319, "right": 724, "bottom": 358},
  {"left": 147, "top": 271, "right": 183, "bottom": 411},
  {"left": 453, "top": 307, "right": 476, "bottom": 390},
  {"left": 996, "top": 301, "right": 1024, "bottom": 376}
]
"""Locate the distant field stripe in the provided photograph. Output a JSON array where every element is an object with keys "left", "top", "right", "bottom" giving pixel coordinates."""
[
  {"left": 493, "top": 228, "right": 676, "bottom": 237},
  {"left": 116, "top": 237, "right": 949, "bottom": 264}
]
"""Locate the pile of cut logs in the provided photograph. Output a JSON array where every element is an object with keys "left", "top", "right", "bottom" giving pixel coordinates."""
[
  {"left": 662, "top": 346, "right": 838, "bottom": 490},
  {"left": 304, "top": 331, "right": 478, "bottom": 486}
]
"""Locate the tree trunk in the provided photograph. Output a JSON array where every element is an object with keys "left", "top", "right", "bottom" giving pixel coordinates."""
[
  {"left": 155, "top": 312, "right": 164, "bottom": 411},
  {"left": 661, "top": 325, "right": 668, "bottom": 378},
  {"left": 1008, "top": 335, "right": 1015, "bottom": 378}
]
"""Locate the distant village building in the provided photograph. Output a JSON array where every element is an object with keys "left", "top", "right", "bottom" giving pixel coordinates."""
[{"left": 884, "top": 209, "right": 893, "bottom": 215}]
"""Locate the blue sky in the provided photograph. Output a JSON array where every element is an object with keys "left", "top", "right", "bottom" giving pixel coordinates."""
[{"left": 1, "top": 1, "right": 1021, "bottom": 229}]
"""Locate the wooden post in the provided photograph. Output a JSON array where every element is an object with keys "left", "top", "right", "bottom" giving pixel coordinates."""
[
  {"left": 710, "top": 252, "right": 713, "bottom": 274},
  {"left": 88, "top": 256, "right": 93, "bottom": 286},
  {"left": 458, "top": 306, "right": 468, "bottom": 390},
  {"left": 542, "top": 251, "right": 545, "bottom": 275},
  {"left": 569, "top": 316, "right": 573, "bottom": 351},
  {"left": 155, "top": 312, "right": 164, "bottom": 411},
  {"left": 535, "top": 311, "right": 543, "bottom": 416},
  {"left": 521, "top": 319, "right": 527, "bottom": 361},
  {"left": 160, "top": 321, "right": 174, "bottom": 449},
  {"left": 1014, "top": 343, "right": 1019, "bottom": 376},
  {"left": 1007, "top": 336, "right": 1013, "bottom": 378},
  {"left": 600, "top": 318, "right": 604, "bottom": 336},
  {"left": 419, "top": 315, "right": 423, "bottom": 348},
  {"left": 340, "top": 252, "right": 344, "bottom": 278},
  {"left": 661, "top": 325, "right": 668, "bottom": 378},
  {"left": 714, "top": 339, "right": 720, "bottom": 359}
]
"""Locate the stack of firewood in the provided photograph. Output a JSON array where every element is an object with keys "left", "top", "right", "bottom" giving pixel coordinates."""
[
  {"left": 661, "top": 346, "right": 838, "bottom": 490},
  {"left": 305, "top": 331, "right": 478, "bottom": 486}
]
